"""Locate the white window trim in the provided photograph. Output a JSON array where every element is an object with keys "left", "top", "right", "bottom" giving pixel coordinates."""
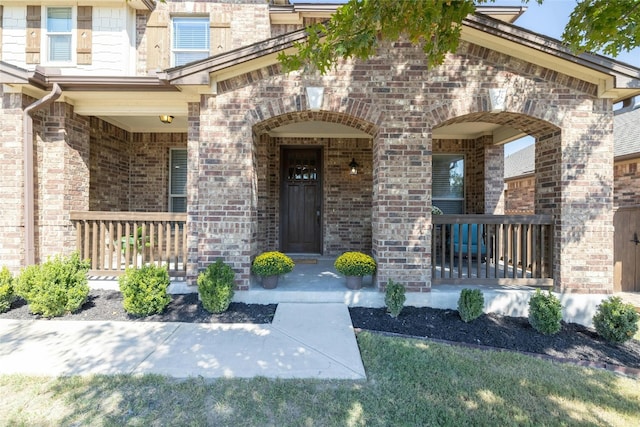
[
  {"left": 171, "top": 16, "right": 210, "bottom": 67},
  {"left": 42, "top": 6, "right": 77, "bottom": 66},
  {"left": 169, "top": 148, "right": 187, "bottom": 213}
]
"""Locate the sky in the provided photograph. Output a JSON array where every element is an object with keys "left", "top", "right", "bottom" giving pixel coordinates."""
[{"left": 292, "top": 1, "right": 640, "bottom": 156}]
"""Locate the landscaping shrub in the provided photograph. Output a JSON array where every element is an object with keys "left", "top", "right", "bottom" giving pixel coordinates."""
[
  {"left": 119, "top": 265, "right": 171, "bottom": 316},
  {"left": 14, "top": 252, "right": 90, "bottom": 317},
  {"left": 457, "top": 288, "right": 484, "bottom": 322},
  {"left": 593, "top": 296, "right": 639, "bottom": 344},
  {"left": 197, "top": 259, "right": 235, "bottom": 313},
  {"left": 0, "top": 266, "right": 16, "bottom": 313},
  {"left": 385, "top": 280, "right": 406, "bottom": 318},
  {"left": 528, "top": 289, "right": 562, "bottom": 335}
]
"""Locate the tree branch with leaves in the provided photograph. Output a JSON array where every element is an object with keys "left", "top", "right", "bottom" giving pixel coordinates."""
[{"left": 278, "top": 0, "right": 640, "bottom": 74}]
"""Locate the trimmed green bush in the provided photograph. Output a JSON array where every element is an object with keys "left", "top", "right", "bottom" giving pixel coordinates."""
[
  {"left": 119, "top": 265, "right": 171, "bottom": 317},
  {"left": 197, "top": 260, "right": 235, "bottom": 314},
  {"left": 15, "top": 252, "right": 90, "bottom": 317},
  {"left": 593, "top": 296, "right": 639, "bottom": 344},
  {"left": 458, "top": 288, "right": 484, "bottom": 323},
  {"left": 528, "top": 289, "right": 562, "bottom": 335},
  {"left": 0, "top": 267, "right": 16, "bottom": 313},
  {"left": 385, "top": 280, "right": 406, "bottom": 318}
]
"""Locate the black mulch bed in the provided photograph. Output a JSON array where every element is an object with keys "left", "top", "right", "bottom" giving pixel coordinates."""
[
  {"left": 1, "top": 290, "right": 639, "bottom": 370},
  {"left": 0, "top": 290, "right": 276, "bottom": 324},
  {"left": 349, "top": 306, "right": 640, "bottom": 370}
]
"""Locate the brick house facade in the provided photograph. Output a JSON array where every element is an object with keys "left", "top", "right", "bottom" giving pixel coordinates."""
[{"left": 2, "top": 1, "right": 640, "bottom": 294}]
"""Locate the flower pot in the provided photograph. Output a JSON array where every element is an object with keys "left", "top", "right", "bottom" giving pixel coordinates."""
[
  {"left": 261, "top": 275, "right": 279, "bottom": 289},
  {"left": 345, "top": 275, "right": 363, "bottom": 290}
]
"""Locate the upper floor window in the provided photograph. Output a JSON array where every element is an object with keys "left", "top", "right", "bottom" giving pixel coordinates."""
[
  {"left": 172, "top": 17, "right": 210, "bottom": 67},
  {"left": 46, "top": 7, "right": 73, "bottom": 62}
]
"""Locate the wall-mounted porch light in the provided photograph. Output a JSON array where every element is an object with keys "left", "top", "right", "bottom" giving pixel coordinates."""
[
  {"left": 305, "top": 86, "right": 324, "bottom": 110},
  {"left": 159, "top": 115, "right": 174, "bottom": 124},
  {"left": 349, "top": 158, "right": 359, "bottom": 175}
]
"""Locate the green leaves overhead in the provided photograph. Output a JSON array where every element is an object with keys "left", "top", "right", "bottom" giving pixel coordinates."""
[
  {"left": 277, "top": 0, "right": 640, "bottom": 75},
  {"left": 277, "top": 0, "right": 477, "bottom": 74},
  {"left": 563, "top": 0, "right": 640, "bottom": 57}
]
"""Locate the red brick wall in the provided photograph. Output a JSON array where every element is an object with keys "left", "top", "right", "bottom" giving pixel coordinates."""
[{"left": 89, "top": 118, "right": 131, "bottom": 211}]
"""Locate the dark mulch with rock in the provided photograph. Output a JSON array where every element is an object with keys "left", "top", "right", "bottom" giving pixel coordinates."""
[{"left": 2, "top": 290, "right": 639, "bottom": 370}]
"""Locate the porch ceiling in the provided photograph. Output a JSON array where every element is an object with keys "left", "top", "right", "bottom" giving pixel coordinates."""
[
  {"left": 268, "top": 121, "right": 371, "bottom": 138},
  {"left": 433, "top": 122, "right": 525, "bottom": 144}
]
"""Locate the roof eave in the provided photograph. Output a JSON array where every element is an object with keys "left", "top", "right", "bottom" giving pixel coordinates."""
[{"left": 462, "top": 14, "right": 640, "bottom": 101}]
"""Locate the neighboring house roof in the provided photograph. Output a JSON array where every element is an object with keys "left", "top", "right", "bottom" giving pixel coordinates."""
[
  {"left": 614, "top": 99, "right": 640, "bottom": 159},
  {"left": 504, "top": 144, "right": 535, "bottom": 179},
  {"left": 505, "top": 100, "right": 640, "bottom": 179}
]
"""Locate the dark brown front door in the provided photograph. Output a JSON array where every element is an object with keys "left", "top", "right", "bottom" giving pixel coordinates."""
[{"left": 281, "top": 148, "right": 322, "bottom": 253}]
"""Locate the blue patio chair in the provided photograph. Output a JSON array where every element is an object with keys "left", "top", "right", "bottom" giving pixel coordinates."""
[{"left": 452, "top": 224, "right": 487, "bottom": 259}]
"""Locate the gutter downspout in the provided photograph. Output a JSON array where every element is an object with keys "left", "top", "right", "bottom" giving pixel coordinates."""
[{"left": 23, "top": 83, "right": 62, "bottom": 265}]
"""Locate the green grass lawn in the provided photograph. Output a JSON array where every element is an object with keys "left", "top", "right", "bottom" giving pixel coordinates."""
[{"left": 1, "top": 332, "right": 639, "bottom": 426}]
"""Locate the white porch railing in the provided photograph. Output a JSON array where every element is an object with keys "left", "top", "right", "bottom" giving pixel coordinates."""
[
  {"left": 432, "top": 214, "right": 554, "bottom": 287},
  {"left": 70, "top": 211, "right": 187, "bottom": 277}
]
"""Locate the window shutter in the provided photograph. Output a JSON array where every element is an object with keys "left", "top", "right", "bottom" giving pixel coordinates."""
[
  {"left": 26, "top": 6, "right": 41, "bottom": 64},
  {"left": 210, "top": 12, "right": 231, "bottom": 55},
  {"left": 77, "top": 6, "right": 92, "bottom": 65},
  {"left": 146, "top": 10, "right": 169, "bottom": 72}
]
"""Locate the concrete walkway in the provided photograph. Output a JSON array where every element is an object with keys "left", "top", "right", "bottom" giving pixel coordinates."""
[{"left": 0, "top": 303, "right": 366, "bottom": 380}]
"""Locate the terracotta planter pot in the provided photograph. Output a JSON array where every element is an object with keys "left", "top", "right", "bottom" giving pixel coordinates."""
[
  {"left": 261, "top": 275, "right": 279, "bottom": 289},
  {"left": 345, "top": 275, "right": 363, "bottom": 290}
]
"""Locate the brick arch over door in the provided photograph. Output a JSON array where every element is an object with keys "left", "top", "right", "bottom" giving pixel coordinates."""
[
  {"left": 250, "top": 100, "right": 381, "bottom": 259},
  {"left": 250, "top": 98, "right": 382, "bottom": 136}
]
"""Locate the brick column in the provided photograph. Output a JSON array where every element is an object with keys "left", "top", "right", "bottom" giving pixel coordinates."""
[
  {"left": 193, "top": 96, "right": 256, "bottom": 289},
  {"left": 372, "top": 131, "right": 432, "bottom": 291},
  {"left": 484, "top": 138, "right": 505, "bottom": 214},
  {"left": 536, "top": 102, "right": 614, "bottom": 293},
  {"left": 0, "top": 89, "right": 25, "bottom": 272},
  {"left": 186, "top": 101, "right": 201, "bottom": 285},
  {"left": 33, "top": 102, "right": 90, "bottom": 262}
]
